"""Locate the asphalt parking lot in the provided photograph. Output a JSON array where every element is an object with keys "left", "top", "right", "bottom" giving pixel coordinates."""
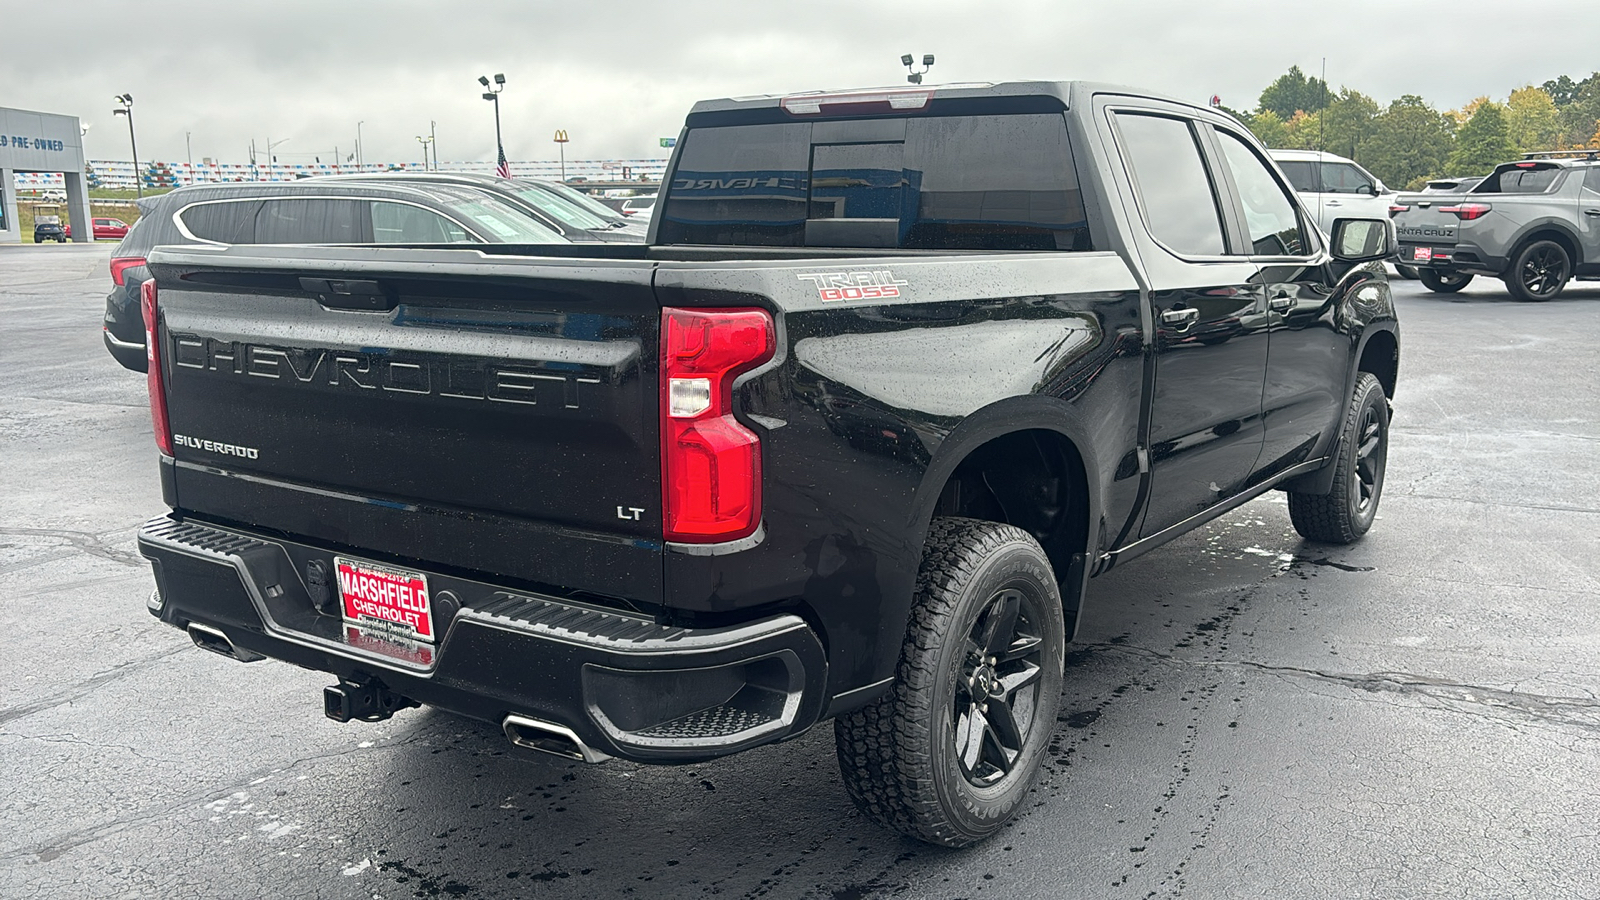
[{"left": 2, "top": 243, "right": 1597, "bottom": 900}]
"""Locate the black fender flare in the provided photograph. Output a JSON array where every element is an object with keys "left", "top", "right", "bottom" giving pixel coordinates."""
[{"left": 902, "top": 394, "right": 1105, "bottom": 641}]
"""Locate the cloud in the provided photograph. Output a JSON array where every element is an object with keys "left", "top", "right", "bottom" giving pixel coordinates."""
[{"left": 5, "top": 0, "right": 1596, "bottom": 165}]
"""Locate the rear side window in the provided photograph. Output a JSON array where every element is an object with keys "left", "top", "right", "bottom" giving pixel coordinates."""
[
  {"left": 657, "top": 114, "right": 1093, "bottom": 250},
  {"left": 371, "top": 201, "right": 472, "bottom": 242},
  {"left": 255, "top": 199, "right": 362, "bottom": 243},
  {"left": 1113, "top": 113, "right": 1227, "bottom": 257},
  {"left": 1477, "top": 165, "right": 1563, "bottom": 194},
  {"left": 1277, "top": 161, "right": 1319, "bottom": 193},
  {"left": 180, "top": 200, "right": 259, "bottom": 243}
]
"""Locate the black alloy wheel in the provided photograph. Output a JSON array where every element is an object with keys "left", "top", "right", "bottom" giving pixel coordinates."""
[
  {"left": 1416, "top": 268, "right": 1473, "bottom": 293},
  {"left": 1505, "top": 240, "right": 1571, "bottom": 301},
  {"left": 952, "top": 588, "right": 1046, "bottom": 788},
  {"left": 834, "top": 517, "right": 1065, "bottom": 847},
  {"left": 1288, "top": 373, "right": 1389, "bottom": 544}
]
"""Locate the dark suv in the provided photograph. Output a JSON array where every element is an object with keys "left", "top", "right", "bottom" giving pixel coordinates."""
[{"left": 103, "top": 180, "right": 568, "bottom": 371}]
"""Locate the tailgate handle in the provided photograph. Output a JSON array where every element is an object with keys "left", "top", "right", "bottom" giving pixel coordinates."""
[{"left": 298, "top": 277, "right": 394, "bottom": 311}]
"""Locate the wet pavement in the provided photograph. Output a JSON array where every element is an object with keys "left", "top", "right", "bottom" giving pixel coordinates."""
[{"left": 3, "top": 243, "right": 1597, "bottom": 899}]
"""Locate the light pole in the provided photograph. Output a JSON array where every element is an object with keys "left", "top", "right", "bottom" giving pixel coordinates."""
[
  {"left": 356, "top": 120, "right": 365, "bottom": 169},
  {"left": 415, "top": 135, "right": 434, "bottom": 171},
  {"left": 266, "top": 138, "right": 290, "bottom": 180},
  {"left": 430, "top": 120, "right": 438, "bottom": 170},
  {"left": 553, "top": 130, "right": 570, "bottom": 182},
  {"left": 479, "top": 73, "right": 507, "bottom": 176},
  {"left": 901, "top": 53, "right": 935, "bottom": 85},
  {"left": 112, "top": 93, "right": 140, "bottom": 197}
]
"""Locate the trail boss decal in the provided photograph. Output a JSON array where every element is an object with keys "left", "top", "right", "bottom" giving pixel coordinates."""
[{"left": 796, "top": 270, "right": 910, "bottom": 302}]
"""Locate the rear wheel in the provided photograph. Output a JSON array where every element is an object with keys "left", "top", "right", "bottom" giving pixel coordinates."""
[
  {"left": 1503, "top": 240, "right": 1571, "bottom": 301},
  {"left": 1416, "top": 269, "right": 1472, "bottom": 293},
  {"left": 1288, "top": 373, "right": 1389, "bottom": 544},
  {"left": 1394, "top": 264, "right": 1419, "bottom": 280},
  {"left": 834, "top": 517, "right": 1064, "bottom": 847}
]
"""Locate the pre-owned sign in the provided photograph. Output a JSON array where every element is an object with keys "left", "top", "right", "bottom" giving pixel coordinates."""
[{"left": 0, "top": 106, "right": 86, "bottom": 172}]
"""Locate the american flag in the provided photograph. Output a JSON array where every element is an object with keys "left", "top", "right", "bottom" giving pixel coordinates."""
[{"left": 495, "top": 144, "right": 510, "bottom": 178}]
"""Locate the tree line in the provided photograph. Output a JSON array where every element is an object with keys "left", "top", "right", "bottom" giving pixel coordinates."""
[{"left": 1222, "top": 66, "right": 1600, "bottom": 190}]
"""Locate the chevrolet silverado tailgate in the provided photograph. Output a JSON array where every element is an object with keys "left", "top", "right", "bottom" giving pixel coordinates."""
[{"left": 146, "top": 245, "right": 663, "bottom": 602}]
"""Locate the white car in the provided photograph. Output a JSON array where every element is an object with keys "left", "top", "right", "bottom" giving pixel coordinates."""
[
  {"left": 1269, "top": 149, "right": 1410, "bottom": 277},
  {"left": 619, "top": 195, "right": 657, "bottom": 219},
  {"left": 1268, "top": 149, "right": 1393, "bottom": 235}
]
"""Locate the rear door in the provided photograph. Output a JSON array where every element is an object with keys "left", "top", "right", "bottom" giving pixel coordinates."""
[{"left": 1104, "top": 107, "right": 1270, "bottom": 538}]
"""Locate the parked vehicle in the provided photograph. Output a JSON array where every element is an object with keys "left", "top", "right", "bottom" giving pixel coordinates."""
[
  {"left": 1270, "top": 150, "right": 1393, "bottom": 233},
  {"left": 101, "top": 180, "right": 568, "bottom": 372},
  {"left": 33, "top": 212, "right": 67, "bottom": 243},
  {"left": 64, "top": 217, "right": 133, "bottom": 241},
  {"left": 1418, "top": 176, "right": 1485, "bottom": 194},
  {"left": 1392, "top": 153, "right": 1600, "bottom": 299},
  {"left": 317, "top": 172, "right": 647, "bottom": 243},
  {"left": 619, "top": 195, "right": 657, "bottom": 218},
  {"left": 1269, "top": 149, "right": 1410, "bottom": 276},
  {"left": 137, "top": 81, "right": 1398, "bottom": 847}
]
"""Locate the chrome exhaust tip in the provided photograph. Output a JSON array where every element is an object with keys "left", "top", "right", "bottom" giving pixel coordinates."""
[
  {"left": 503, "top": 714, "right": 610, "bottom": 764},
  {"left": 186, "top": 622, "right": 265, "bottom": 663}
]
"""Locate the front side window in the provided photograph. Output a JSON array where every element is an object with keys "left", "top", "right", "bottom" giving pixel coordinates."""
[
  {"left": 1320, "top": 162, "right": 1374, "bottom": 194},
  {"left": 1582, "top": 167, "right": 1600, "bottom": 193},
  {"left": 1217, "top": 132, "right": 1309, "bottom": 256},
  {"left": 371, "top": 202, "right": 473, "bottom": 242},
  {"left": 255, "top": 199, "right": 361, "bottom": 244},
  {"left": 1114, "top": 113, "right": 1227, "bottom": 257}
]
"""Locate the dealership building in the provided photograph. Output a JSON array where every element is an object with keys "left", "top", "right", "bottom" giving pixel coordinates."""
[{"left": 0, "top": 106, "right": 93, "bottom": 243}]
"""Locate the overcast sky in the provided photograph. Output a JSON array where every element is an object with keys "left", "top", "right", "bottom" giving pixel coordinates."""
[{"left": 6, "top": 0, "right": 1598, "bottom": 166}]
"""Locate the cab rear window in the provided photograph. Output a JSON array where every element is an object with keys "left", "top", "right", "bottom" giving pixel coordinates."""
[
  {"left": 1477, "top": 164, "right": 1563, "bottom": 194},
  {"left": 657, "top": 114, "right": 1094, "bottom": 251}
]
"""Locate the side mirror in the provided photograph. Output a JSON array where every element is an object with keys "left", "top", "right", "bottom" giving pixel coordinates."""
[
  {"left": 1330, "top": 217, "right": 1395, "bottom": 263},
  {"left": 1356, "top": 183, "right": 1376, "bottom": 196}
]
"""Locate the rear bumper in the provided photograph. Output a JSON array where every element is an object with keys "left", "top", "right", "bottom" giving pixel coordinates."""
[
  {"left": 138, "top": 514, "right": 828, "bottom": 763},
  {"left": 1397, "top": 241, "right": 1505, "bottom": 275}
]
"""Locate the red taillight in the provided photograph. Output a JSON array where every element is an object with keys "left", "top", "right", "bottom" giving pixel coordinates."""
[
  {"left": 660, "top": 307, "right": 776, "bottom": 543},
  {"left": 1440, "top": 203, "right": 1492, "bottom": 220},
  {"left": 1388, "top": 204, "right": 1409, "bottom": 217},
  {"left": 141, "top": 280, "right": 173, "bottom": 456},
  {"left": 110, "top": 256, "right": 145, "bottom": 286}
]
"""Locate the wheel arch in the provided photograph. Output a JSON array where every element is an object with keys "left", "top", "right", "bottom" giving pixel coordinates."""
[
  {"left": 904, "top": 396, "right": 1104, "bottom": 641},
  {"left": 1505, "top": 220, "right": 1583, "bottom": 269}
]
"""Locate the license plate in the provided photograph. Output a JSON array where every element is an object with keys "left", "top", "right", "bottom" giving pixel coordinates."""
[
  {"left": 335, "top": 556, "right": 434, "bottom": 643},
  {"left": 1413, "top": 247, "right": 1433, "bottom": 262}
]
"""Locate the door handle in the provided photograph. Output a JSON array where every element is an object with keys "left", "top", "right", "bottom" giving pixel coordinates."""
[
  {"left": 1269, "top": 291, "right": 1294, "bottom": 311},
  {"left": 1585, "top": 209, "right": 1600, "bottom": 217},
  {"left": 1161, "top": 307, "right": 1200, "bottom": 329}
]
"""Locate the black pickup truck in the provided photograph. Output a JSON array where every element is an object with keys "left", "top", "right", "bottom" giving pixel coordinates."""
[{"left": 137, "top": 81, "right": 1400, "bottom": 847}]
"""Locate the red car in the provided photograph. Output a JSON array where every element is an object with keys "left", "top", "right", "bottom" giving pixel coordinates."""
[{"left": 63, "top": 217, "right": 132, "bottom": 241}]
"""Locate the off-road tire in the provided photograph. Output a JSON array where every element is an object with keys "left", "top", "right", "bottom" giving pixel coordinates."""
[
  {"left": 1288, "top": 373, "right": 1389, "bottom": 544},
  {"left": 1416, "top": 268, "right": 1472, "bottom": 293},
  {"left": 1503, "top": 239, "right": 1571, "bottom": 302},
  {"left": 834, "top": 517, "right": 1065, "bottom": 847}
]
